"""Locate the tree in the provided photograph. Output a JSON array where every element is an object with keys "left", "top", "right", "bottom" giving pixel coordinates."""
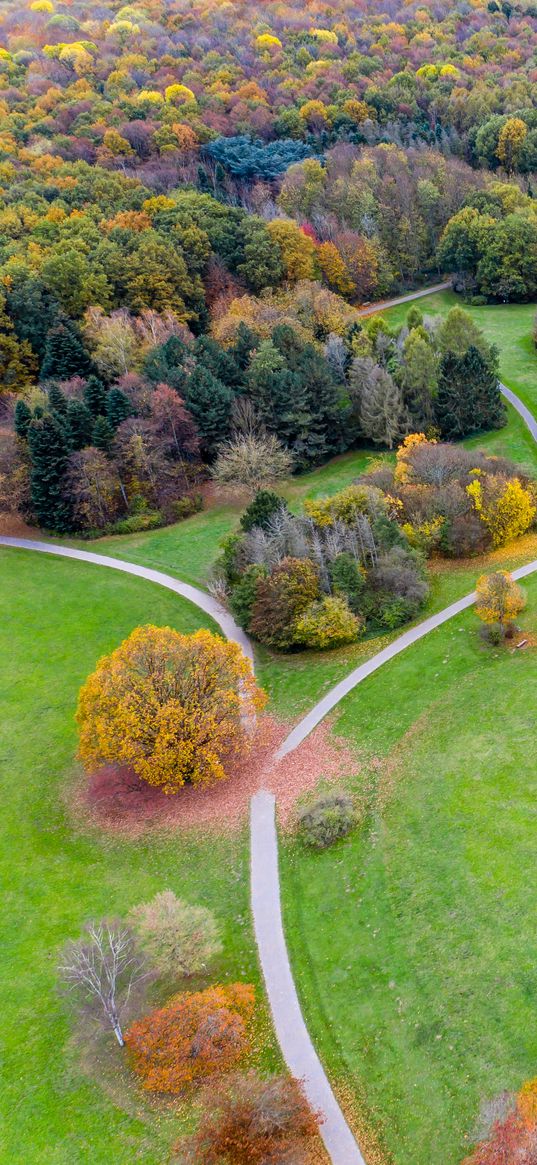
[
  {"left": 467, "top": 475, "right": 535, "bottom": 547},
  {"left": 106, "top": 387, "right": 132, "bottom": 430},
  {"left": 293, "top": 595, "right": 363, "bottom": 649},
  {"left": 463, "top": 1111, "right": 537, "bottom": 1165},
  {"left": 66, "top": 447, "right": 123, "bottom": 529},
  {"left": 65, "top": 399, "right": 94, "bottom": 451},
  {"left": 497, "top": 117, "right": 528, "bottom": 174},
  {"left": 125, "top": 983, "right": 255, "bottom": 1092},
  {"left": 41, "top": 322, "right": 92, "bottom": 381},
  {"left": 267, "top": 219, "right": 317, "bottom": 282},
  {"left": 0, "top": 296, "right": 36, "bottom": 393},
  {"left": 352, "top": 358, "right": 409, "bottom": 449},
  {"left": 181, "top": 1071, "right": 320, "bottom": 1165},
  {"left": 237, "top": 217, "right": 283, "bottom": 293},
  {"left": 14, "top": 400, "right": 32, "bottom": 440},
  {"left": 83, "top": 308, "right": 139, "bottom": 380},
  {"left": 211, "top": 434, "right": 293, "bottom": 495},
  {"left": 240, "top": 489, "right": 288, "bottom": 532},
  {"left": 83, "top": 375, "right": 107, "bottom": 418},
  {"left": 27, "top": 414, "right": 72, "bottom": 532},
  {"left": 76, "top": 626, "right": 266, "bottom": 792},
  {"left": 129, "top": 890, "right": 222, "bottom": 978},
  {"left": 59, "top": 920, "right": 147, "bottom": 1047},
  {"left": 147, "top": 384, "right": 200, "bottom": 462},
  {"left": 435, "top": 346, "right": 504, "bottom": 439},
  {"left": 399, "top": 330, "right": 438, "bottom": 429},
  {"left": 184, "top": 367, "right": 234, "bottom": 458},
  {"left": 475, "top": 570, "right": 525, "bottom": 634},
  {"left": 92, "top": 415, "right": 114, "bottom": 453}
]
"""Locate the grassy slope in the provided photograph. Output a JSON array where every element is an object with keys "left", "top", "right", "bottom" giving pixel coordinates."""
[
  {"left": 0, "top": 549, "right": 278, "bottom": 1165},
  {"left": 281, "top": 573, "right": 537, "bottom": 1165}
]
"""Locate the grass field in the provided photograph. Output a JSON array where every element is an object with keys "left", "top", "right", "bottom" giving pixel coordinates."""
[
  {"left": 0, "top": 549, "right": 279, "bottom": 1165},
  {"left": 281, "top": 572, "right": 537, "bottom": 1165}
]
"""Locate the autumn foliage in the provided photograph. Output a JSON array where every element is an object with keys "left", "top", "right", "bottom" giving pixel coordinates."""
[
  {"left": 180, "top": 1071, "right": 321, "bottom": 1164},
  {"left": 77, "top": 626, "right": 266, "bottom": 792},
  {"left": 125, "top": 983, "right": 255, "bottom": 1093},
  {"left": 475, "top": 571, "right": 526, "bottom": 635}
]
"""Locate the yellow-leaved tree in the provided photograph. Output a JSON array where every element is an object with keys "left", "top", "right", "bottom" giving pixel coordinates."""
[
  {"left": 475, "top": 570, "right": 525, "bottom": 635},
  {"left": 77, "top": 625, "right": 266, "bottom": 793},
  {"left": 467, "top": 474, "right": 536, "bottom": 548}
]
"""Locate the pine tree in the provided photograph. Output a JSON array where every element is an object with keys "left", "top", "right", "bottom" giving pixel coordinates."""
[
  {"left": 14, "top": 399, "right": 32, "bottom": 440},
  {"left": 240, "top": 489, "right": 288, "bottom": 532},
  {"left": 184, "top": 367, "right": 233, "bottom": 458},
  {"left": 435, "top": 346, "right": 505, "bottom": 438},
  {"left": 358, "top": 364, "right": 408, "bottom": 449},
  {"left": 40, "top": 322, "right": 92, "bottom": 381},
  {"left": 92, "top": 415, "right": 115, "bottom": 453},
  {"left": 231, "top": 322, "right": 257, "bottom": 372},
  {"left": 27, "top": 415, "right": 72, "bottom": 532},
  {"left": 106, "top": 387, "right": 132, "bottom": 430},
  {"left": 194, "top": 335, "right": 242, "bottom": 388},
  {"left": 65, "top": 399, "right": 94, "bottom": 451},
  {"left": 83, "top": 375, "right": 107, "bottom": 418},
  {"left": 143, "top": 335, "right": 187, "bottom": 389},
  {"left": 48, "top": 384, "right": 68, "bottom": 417}
]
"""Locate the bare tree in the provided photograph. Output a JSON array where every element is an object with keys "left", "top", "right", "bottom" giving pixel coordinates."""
[{"left": 59, "top": 920, "right": 147, "bottom": 1047}]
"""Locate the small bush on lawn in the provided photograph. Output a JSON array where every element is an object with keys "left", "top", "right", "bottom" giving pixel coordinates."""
[
  {"left": 297, "top": 792, "right": 358, "bottom": 850},
  {"left": 129, "top": 890, "right": 222, "bottom": 979},
  {"left": 293, "top": 594, "right": 364, "bottom": 648},
  {"left": 171, "top": 493, "right": 204, "bottom": 521},
  {"left": 108, "top": 510, "right": 164, "bottom": 534},
  {"left": 125, "top": 983, "right": 255, "bottom": 1093},
  {"left": 178, "top": 1070, "right": 321, "bottom": 1164}
]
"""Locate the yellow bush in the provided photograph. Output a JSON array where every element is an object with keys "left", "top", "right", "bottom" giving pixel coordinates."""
[{"left": 294, "top": 595, "right": 363, "bottom": 649}]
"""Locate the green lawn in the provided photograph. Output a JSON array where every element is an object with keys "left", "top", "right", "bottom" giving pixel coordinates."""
[
  {"left": 281, "top": 572, "right": 537, "bottom": 1165},
  {"left": 0, "top": 549, "right": 278, "bottom": 1165}
]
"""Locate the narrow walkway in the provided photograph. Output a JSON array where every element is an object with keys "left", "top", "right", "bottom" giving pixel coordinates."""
[
  {"left": 355, "top": 280, "right": 451, "bottom": 317},
  {"left": 500, "top": 382, "right": 537, "bottom": 442}
]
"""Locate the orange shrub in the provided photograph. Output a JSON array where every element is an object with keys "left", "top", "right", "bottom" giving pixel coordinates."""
[{"left": 125, "top": 983, "right": 255, "bottom": 1093}]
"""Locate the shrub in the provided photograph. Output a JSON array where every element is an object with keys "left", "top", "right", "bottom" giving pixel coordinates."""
[
  {"left": 211, "top": 434, "right": 293, "bottom": 495},
  {"left": 179, "top": 1071, "right": 320, "bottom": 1164},
  {"left": 249, "top": 557, "right": 320, "bottom": 650},
  {"left": 293, "top": 595, "right": 363, "bottom": 649},
  {"left": 125, "top": 983, "right": 255, "bottom": 1093},
  {"left": 129, "top": 891, "right": 222, "bottom": 979},
  {"left": 329, "top": 552, "right": 365, "bottom": 612},
  {"left": 171, "top": 493, "right": 203, "bottom": 521},
  {"left": 229, "top": 564, "right": 268, "bottom": 631},
  {"left": 77, "top": 626, "right": 266, "bottom": 792},
  {"left": 297, "top": 792, "right": 358, "bottom": 849},
  {"left": 107, "top": 510, "right": 164, "bottom": 534}
]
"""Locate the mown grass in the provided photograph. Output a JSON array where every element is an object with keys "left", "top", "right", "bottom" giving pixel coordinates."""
[
  {"left": 281, "top": 572, "right": 537, "bottom": 1165},
  {"left": 0, "top": 548, "right": 279, "bottom": 1165}
]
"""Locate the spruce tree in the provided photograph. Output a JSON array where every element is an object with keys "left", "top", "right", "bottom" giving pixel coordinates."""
[
  {"left": 435, "top": 346, "right": 505, "bottom": 438},
  {"left": 231, "top": 322, "right": 257, "bottom": 372},
  {"left": 92, "top": 415, "right": 115, "bottom": 453},
  {"left": 143, "top": 335, "right": 187, "bottom": 389},
  {"left": 184, "top": 367, "right": 233, "bottom": 458},
  {"left": 48, "top": 384, "right": 68, "bottom": 417},
  {"left": 83, "top": 375, "right": 107, "bottom": 418},
  {"left": 240, "top": 490, "right": 288, "bottom": 532},
  {"left": 65, "top": 399, "right": 94, "bottom": 451},
  {"left": 14, "top": 399, "right": 32, "bottom": 440},
  {"left": 194, "top": 335, "right": 242, "bottom": 388},
  {"left": 40, "top": 322, "right": 92, "bottom": 381},
  {"left": 106, "top": 387, "right": 131, "bottom": 430},
  {"left": 27, "top": 415, "right": 72, "bottom": 532}
]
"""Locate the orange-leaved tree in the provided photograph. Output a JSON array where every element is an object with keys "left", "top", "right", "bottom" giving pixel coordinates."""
[
  {"left": 475, "top": 570, "right": 525, "bottom": 636},
  {"left": 77, "top": 626, "right": 266, "bottom": 792},
  {"left": 125, "top": 983, "right": 255, "bottom": 1092}
]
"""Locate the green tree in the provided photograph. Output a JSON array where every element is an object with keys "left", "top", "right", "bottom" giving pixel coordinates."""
[
  {"left": 237, "top": 217, "right": 284, "bottom": 293},
  {"left": 41, "top": 323, "right": 92, "bottom": 381},
  {"left": 435, "top": 345, "right": 505, "bottom": 438},
  {"left": 106, "top": 387, "right": 131, "bottom": 429},
  {"left": 92, "top": 415, "right": 115, "bottom": 453},
  {"left": 399, "top": 330, "right": 438, "bottom": 428},
  {"left": 83, "top": 375, "right": 107, "bottom": 418},
  {"left": 41, "top": 249, "right": 110, "bottom": 317},
  {"left": 14, "top": 399, "right": 32, "bottom": 440},
  {"left": 27, "top": 415, "right": 72, "bottom": 531},
  {"left": 240, "top": 489, "right": 288, "bottom": 532},
  {"left": 65, "top": 399, "right": 94, "bottom": 451},
  {"left": 184, "top": 367, "right": 234, "bottom": 458}
]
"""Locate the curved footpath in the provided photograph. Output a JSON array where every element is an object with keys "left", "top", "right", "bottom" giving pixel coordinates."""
[{"left": 2, "top": 342, "right": 537, "bottom": 1165}]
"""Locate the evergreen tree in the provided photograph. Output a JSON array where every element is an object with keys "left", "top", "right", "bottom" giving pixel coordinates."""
[
  {"left": 83, "top": 375, "right": 107, "bottom": 418},
  {"left": 40, "top": 322, "right": 92, "bottom": 381},
  {"left": 398, "top": 330, "right": 438, "bottom": 429},
  {"left": 14, "top": 399, "right": 32, "bottom": 440},
  {"left": 240, "top": 489, "right": 288, "bottom": 532},
  {"left": 143, "top": 335, "right": 187, "bottom": 389},
  {"left": 27, "top": 415, "right": 72, "bottom": 532},
  {"left": 194, "top": 335, "right": 242, "bottom": 388},
  {"left": 48, "top": 384, "right": 68, "bottom": 417},
  {"left": 65, "top": 399, "right": 94, "bottom": 451},
  {"left": 231, "top": 322, "right": 257, "bottom": 372},
  {"left": 92, "top": 415, "right": 115, "bottom": 453},
  {"left": 184, "top": 367, "right": 234, "bottom": 458},
  {"left": 435, "top": 346, "right": 505, "bottom": 438},
  {"left": 357, "top": 361, "right": 409, "bottom": 449},
  {"left": 106, "top": 387, "right": 131, "bottom": 429}
]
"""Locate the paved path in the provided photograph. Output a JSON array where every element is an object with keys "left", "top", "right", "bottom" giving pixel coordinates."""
[
  {"left": 355, "top": 280, "right": 451, "bottom": 318},
  {"left": 500, "top": 382, "right": 537, "bottom": 442}
]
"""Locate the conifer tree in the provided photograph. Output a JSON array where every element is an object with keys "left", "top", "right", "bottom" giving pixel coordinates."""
[
  {"left": 65, "top": 399, "right": 94, "bottom": 451},
  {"left": 14, "top": 399, "right": 32, "bottom": 440},
  {"left": 40, "top": 322, "right": 92, "bottom": 381},
  {"left": 92, "top": 415, "right": 115, "bottom": 453},
  {"left": 27, "top": 415, "right": 72, "bottom": 531},
  {"left": 106, "top": 387, "right": 132, "bottom": 430},
  {"left": 83, "top": 375, "right": 107, "bottom": 418},
  {"left": 184, "top": 367, "right": 233, "bottom": 458}
]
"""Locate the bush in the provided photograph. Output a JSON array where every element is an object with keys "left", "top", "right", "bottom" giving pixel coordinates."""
[
  {"left": 293, "top": 594, "right": 363, "bottom": 649},
  {"left": 297, "top": 792, "right": 358, "bottom": 849},
  {"left": 470, "top": 294, "right": 488, "bottom": 306},
  {"left": 125, "top": 983, "right": 255, "bottom": 1093},
  {"left": 329, "top": 551, "right": 365, "bottom": 612},
  {"left": 179, "top": 1071, "right": 320, "bottom": 1164},
  {"left": 171, "top": 493, "right": 204, "bottom": 521},
  {"left": 239, "top": 489, "right": 288, "bottom": 532},
  {"left": 107, "top": 510, "right": 164, "bottom": 534},
  {"left": 129, "top": 891, "right": 222, "bottom": 979},
  {"left": 229, "top": 564, "right": 267, "bottom": 631}
]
